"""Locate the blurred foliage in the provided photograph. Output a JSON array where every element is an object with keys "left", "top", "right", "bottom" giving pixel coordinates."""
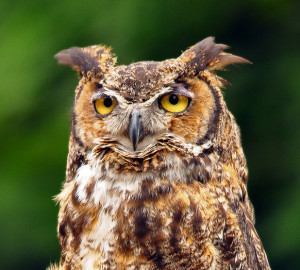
[{"left": 0, "top": 0, "right": 299, "bottom": 269}]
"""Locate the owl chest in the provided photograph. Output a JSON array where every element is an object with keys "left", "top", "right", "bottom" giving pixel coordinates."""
[{"left": 62, "top": 163, "right": 228, "bottom": 269}]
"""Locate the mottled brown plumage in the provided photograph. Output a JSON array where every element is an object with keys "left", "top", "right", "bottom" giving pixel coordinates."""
[{"left": 50, "top": 37, "right": 270, "bottom": 270}]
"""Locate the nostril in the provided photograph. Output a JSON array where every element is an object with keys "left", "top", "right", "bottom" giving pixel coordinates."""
[{"left": 129, "top": 114, "right": 132, "bottom": 119}]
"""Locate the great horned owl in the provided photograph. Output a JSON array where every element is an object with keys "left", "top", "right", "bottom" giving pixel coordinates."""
[{"left": 51, "top": 37, "right": 270, "bottom": 270}]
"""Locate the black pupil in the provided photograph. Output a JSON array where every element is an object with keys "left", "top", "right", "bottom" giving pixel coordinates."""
[
  {"left": 104, "top": 98, "right": 113, "bottom": 107},
  {"left": 169, "top": 95, "right": 179, "bottom": 105}
]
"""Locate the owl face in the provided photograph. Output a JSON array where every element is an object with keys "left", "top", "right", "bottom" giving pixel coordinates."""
[
  {"left": 56, "top": 37, "right": 249, "bottom": 160},
  {"left": 73, "top": 75, "right": 216, "bottom": 154}
]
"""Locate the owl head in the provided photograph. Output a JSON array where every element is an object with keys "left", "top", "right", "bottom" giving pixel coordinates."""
[{"left": 55, "top": 37, "right": 249, "bottom": 179}]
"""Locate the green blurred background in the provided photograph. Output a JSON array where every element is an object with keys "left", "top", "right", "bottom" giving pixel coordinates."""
[{"left": 0, "top": 0, "right": 299, "bottom": 269}]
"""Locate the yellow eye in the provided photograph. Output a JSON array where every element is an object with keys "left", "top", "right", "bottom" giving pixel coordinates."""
[
  {"left": 94, "top": 96, "right": 117, "bottom": 115},
  {"left": 160, "top": 94, "right": 190, "bottom": 113}
]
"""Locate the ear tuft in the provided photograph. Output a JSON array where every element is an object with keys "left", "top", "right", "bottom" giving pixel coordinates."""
[
  {"left": 54, "top": 45, "right": 116, "bottom": 78},
  {"left": 179, "top": 37, "right": 251, "bottom": 77}
]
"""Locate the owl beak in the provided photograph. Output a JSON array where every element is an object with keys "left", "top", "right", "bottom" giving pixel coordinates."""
[{"left": 128, "top": 109, "right": 144, "bottom": 151}]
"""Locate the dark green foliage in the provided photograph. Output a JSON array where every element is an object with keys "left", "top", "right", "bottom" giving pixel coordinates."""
[{"left": 0, "top": 1, "right": 299, "bottom": 269}]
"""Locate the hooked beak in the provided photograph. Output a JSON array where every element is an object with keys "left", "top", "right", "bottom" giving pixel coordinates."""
[{"left": 128, "top": 108, "right": 144, "bottom": 151}]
